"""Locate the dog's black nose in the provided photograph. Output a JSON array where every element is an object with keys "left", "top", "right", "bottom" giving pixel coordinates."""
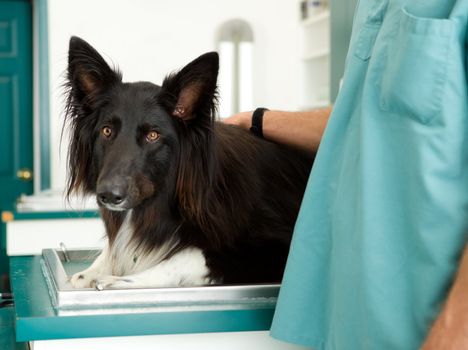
[{"left": 97, "top": 190, "right": 126, "bottom": 206}]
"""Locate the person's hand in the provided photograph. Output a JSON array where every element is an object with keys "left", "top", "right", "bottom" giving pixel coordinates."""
[
  {"left": 420, "top": 292, "right": 468, "bottom": 349},
  {"left": 421, "top": 244, "right": 468, "bottom": 350},
  {"left": 222, "top": 111, "right": 252, "bottom": 130},
  {"left": 420, "top": 316, "right": 468, "bottom": 349}
]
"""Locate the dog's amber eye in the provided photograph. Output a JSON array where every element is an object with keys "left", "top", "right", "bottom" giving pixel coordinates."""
[
  {"left": 146, "top": 130, "right": 160, "bottom": 143},
  {"left": 101, "top": 126, "right": 112, "bottom": 138}
]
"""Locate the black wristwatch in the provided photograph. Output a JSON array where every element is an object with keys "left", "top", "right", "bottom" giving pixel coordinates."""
[{"left": 250, "top": 107, "right": 269, "bottom": 138}]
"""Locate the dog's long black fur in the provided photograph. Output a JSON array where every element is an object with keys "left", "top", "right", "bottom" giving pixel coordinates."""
[{"left": 65, "top": 36, "right": 313, "bottom": 284}]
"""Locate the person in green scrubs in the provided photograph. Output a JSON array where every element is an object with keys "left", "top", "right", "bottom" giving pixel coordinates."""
[{"left": 226, "top": 0, "right": 468, "bottom": 348}]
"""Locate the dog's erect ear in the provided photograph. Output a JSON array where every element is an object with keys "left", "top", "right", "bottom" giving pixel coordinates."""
[
  {"left": 64, "top": 37, "right": 121, "bottom": 198},
  {"left": 159, "top": 52, "right": 219, "bottom": 122},
  {"left": 67, "top": 36, "right": 121, "bottom": 104}
]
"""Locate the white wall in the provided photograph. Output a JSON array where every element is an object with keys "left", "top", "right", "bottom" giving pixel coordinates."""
[{"left": 47, "top": 0, "right": 302, "bottom": 190}]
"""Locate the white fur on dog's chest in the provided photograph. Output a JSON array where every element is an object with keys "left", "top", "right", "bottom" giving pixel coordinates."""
[
  {"left": 70, "top": 211, "right": 213, "bottom": 289},
  {"left": 109, "top": 210, "right": 176, "bottom": 275},
  {"left": 104, "top": 210, "right": 212, "bottom": 287},
  {"left": 108, "top": 210, "right": 143, "bottom": 276}
]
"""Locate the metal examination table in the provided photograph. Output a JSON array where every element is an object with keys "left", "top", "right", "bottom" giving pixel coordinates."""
[
  {"left": 9, "top": 251, "right": 305, "bottom": 349},
  {"left": 6, "top": 210, "right": 308, "bottom": 349}
]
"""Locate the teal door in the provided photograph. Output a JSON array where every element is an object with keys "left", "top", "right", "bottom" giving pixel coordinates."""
[{"left": 0, "top": 0, "right": 33, "bottom": 211}]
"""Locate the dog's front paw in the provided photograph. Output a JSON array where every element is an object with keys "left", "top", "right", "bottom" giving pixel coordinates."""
[
  {"left": 70, "top": 270, "right": 101, "bottom": 289},
  {"left": 93, "top": 276, "right": 134, "bottom": 290}
]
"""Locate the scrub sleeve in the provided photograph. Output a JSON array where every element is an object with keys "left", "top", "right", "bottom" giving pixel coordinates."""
[{"left": 270, "top": 1, "right": 468, "bottom": 349}]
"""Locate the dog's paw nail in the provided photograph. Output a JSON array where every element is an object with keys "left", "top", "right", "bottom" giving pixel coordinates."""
[{"left": 95, "top": 282, "right": 104, "bottom": 291}]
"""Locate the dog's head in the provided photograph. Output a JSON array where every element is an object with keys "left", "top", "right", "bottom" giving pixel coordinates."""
[{"left": 65, "top": 36, "right": 219, "bottom": 211}]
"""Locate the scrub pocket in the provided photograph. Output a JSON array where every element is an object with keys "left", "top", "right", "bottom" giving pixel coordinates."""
[{"left": 378, "top": 8, "right": 454, "bottom": 124}]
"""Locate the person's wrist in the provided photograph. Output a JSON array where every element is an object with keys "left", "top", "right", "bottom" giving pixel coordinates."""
[
  {"left": 250, "top": 108, "right": 269, "bottom": 138},
  {"left": 241, "top": 111, "right": 253, "bottom": 130}
]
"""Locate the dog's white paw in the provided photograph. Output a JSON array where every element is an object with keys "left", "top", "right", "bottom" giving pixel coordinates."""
[
  {"left": 70, "top": 270, "right": 102, "bottom": 289},
  {"left": 93, "top": 276, "right": 134, "bottom": 290}
]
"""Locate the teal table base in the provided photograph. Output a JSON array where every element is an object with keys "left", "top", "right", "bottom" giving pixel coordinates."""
[{"left": 10, "top": 256, "right": 275, "bottom": 342}]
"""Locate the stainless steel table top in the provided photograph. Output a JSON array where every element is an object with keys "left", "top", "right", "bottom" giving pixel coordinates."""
[{"left": 41, "top": 248, "right": 280, "bottom": 312}]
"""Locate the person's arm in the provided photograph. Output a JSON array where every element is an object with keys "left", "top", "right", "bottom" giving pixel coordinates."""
[
  {"left": 421, "top": 243, "right": 468, "bottom": 349},
  {"left": 223, "top": 107, "right": 332, "bottom": 153}
]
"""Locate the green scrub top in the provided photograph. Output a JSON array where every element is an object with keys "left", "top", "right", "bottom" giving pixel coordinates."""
[{"left": 271, "top": 1, "right": 468, "bottom": 349}]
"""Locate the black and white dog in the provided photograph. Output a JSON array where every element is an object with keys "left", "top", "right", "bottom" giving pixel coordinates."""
[{"left": 65, "top": 37, "right": 313, "bottom": 289}]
